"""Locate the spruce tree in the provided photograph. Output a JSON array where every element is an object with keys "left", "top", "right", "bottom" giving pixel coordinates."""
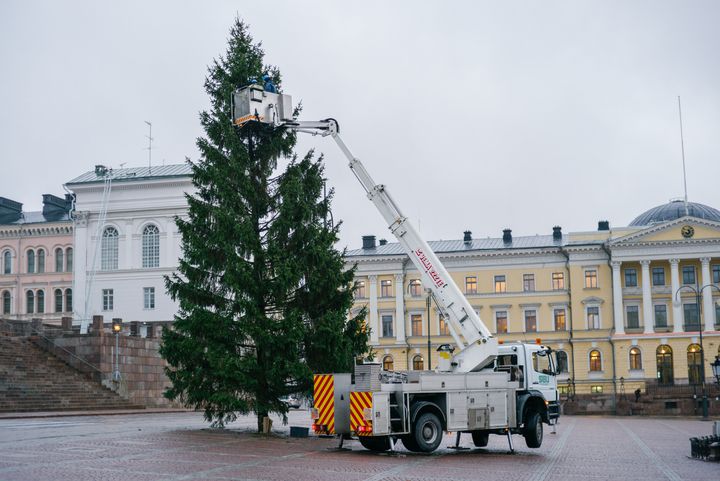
[{"left": 160, "top": 18, "right": 368, "bottom": 430}]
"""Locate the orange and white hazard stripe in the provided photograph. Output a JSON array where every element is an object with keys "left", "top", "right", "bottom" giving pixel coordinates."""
[
  {"left": 312, "top": 374, "right": 335, "bottom": 434},
  {"left": 350, "top": 391, "right": 373, "bottom": 436}
]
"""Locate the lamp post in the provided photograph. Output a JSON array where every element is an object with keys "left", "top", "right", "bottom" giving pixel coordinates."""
[
  {"left": 111, "top": 318, "right": 122, "bottom": 382},
  {"left": 675, "top": 284, "right": 720, "bottom": 420}
]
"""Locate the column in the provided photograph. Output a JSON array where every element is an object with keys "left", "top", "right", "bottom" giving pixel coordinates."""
[
  {"left": 640, "top": 260, "right": 653, "bottom": 334},
  {"left": 670, "top": 259, "right": 682, "bottom": 333},
  {"left": 394, "top": 273, "right": 405, "bottom": 343},
  {"left": 701, "top": 258, "right": 714, "bottom": 331},
  {"left": 73, "top": 211, "right": 89, "bottom": 332},
  {"left": 611, "top": 261, "right": 624, "bottom": 334},
  {"left": 368, "top": 275, "right": 379, "bottom": 344}
]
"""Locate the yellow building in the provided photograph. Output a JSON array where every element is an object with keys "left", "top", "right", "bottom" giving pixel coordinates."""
[{"left": 345, "top": 200, "right": 720, "bottom": 396}]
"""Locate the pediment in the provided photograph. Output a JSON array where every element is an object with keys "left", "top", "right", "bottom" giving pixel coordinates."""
[{"left": 609, "top": 216, "right": 720, "bottom": 246}]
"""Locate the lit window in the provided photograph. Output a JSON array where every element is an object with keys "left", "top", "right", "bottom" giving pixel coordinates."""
[
  {"left": 629, "top": 347, "right": 642, "bottom": 370},
  {"left": 54, "top": 289, "right": 63, "bottom": 313},
  {"left": 495, "top": 310, "right": 508, "bottom": 334},
  {"left": 465, "top": 276, "right": 477, "bottom": 294},
  {"left": 27, "top": 250, "right": 35, "bottom": 273},
  {"left": 2, "top": 290, "right": 10, "bottom": 314},
  {"left": 381, "top": 314, "right": 393, "bottom": 337},
  {"left": 382, "top": 355, "right": 393, "bottom": 371},
  {"left": 652, "top": 267, "right": 665, "bottom": 286},
  {"left": 524, "top": 310, "right": 537, "bottom": 332},
  {"left": 687, "top": 344, "right": 702, "bottom": 385},
  {"left": 409, "top": 279, "right": 422, "bottom": 297},
  {"left": 412, "top": 355, "right": 424, "bottom": 371},
  {"left": 380, "top": 280, "right": 392, "bottom": 297},
  {"left": 2, "top": 250, "right": 11, "bottom": 274},
  {"left": 142, "top": 225, "right": 160, "bottom": 268},
  {"left": 411, "top": 314, "right": 423, "bottom": 336},
  {"left": 143, "top": 287, "right": 155, "bottom": 309},
  {"left": 624, "top": 268, "right": 637, "bottom": 287},
  {"left": 37, "top": 249, "right": 45, "bottom": 273},
  {"left": 552, "top": 272, "right": 565, "bottom": 290},
  {"left": 590, "top": 385, "right": 603, "bottom": 393},
  {"left": 55, "top": 248, "right": 64, "bottom": 273},
  {"left": 26, "top": 290, "right": 34, "bottom": 314},
  {"left": 682, "top": 266, "right": 695, "bottom": 285},
  {"left": 587, "top": 306, "right": 600, "bottom": 329},
  {"left": 354, "top": 280, "right": 366, "bottom": 299},
  {"left": 102, "top": 289, "right": 114, "bottom": 311},
  {"left": 101, "top": 227, "right": 119, "bottom": 270},
  {"left": 439, "top": 315, "right": 450, "bottom": 335},
  {"left": 626, "top": 306, "right": 639, "bottom": 329},
  {"left": 589, "top": 349, "right": 602, "bottom": 371},
  {"left": 494, "top": 275, "right": 506, "bottom": 293},
  {"left": 554, "top": 309, "right": 566, "bottom": 331},
  {"left": 654, "top": 304, "right": 667, "bottom": 328},
  {"left": 65, "top": 289, "right": 72, "bottom": 312},
  {"left": 523, "top": 274, "right": 535, "bottom": 292},
  {"left": 66, "top": 248, "right": 73, "bottom": 272},
  {"left": 585, "top": 269, "right": 598, "bottom": 288},
  {"left": 36, "top": 289, "right": 44, "bottom": 313}
]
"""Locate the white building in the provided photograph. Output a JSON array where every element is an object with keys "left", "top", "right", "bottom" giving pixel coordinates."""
[{"left": 66, "top": 165, "right": 193, "bottom": 331}]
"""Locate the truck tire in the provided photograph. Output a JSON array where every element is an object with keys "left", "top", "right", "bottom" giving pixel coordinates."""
[
  {"left": 411, "top": 412, "right": 443, "bottom": 453},
  {"left": 471, "top": 431, "right": 489, "bottom": 447},
  {"left": 358, "top": 436, "right": 391, "bottom": 452},
  {"left": 523, "top": 411, "right": 543, "bottom": 448},
  {"left": 401, "top": 434, "right": 420, "bottom": 452}
]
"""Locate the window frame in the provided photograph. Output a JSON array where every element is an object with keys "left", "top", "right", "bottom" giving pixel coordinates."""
[
  {"left": 495, "top": 310, "right": 508, "bottom": 334},
  {"left": 523, "top": 273, "right": 535, "bottom": 292},
  {"left": 409, "top": 279, "right": 422, "bottom": 297},
  {"left": 589, "top": 349, "right": 602, "bottom": 372},
  {"left": 382, "top": 355, "right": 393, "bottom": 371},
  {"left": 410, "top": 313, "right": 423, "bottom": 337},
  {"left": 102, "top": 288, "right": 114, "bottom": 311},
  {"left": 584, "top": 269, "right": 598, "bottom": 288},
  {"left": 55, "top": 248, "right": 64, "bottom": 273},
  {"left": 380, "top": 279, "right": 392, "bottom": 298},
  {"left": 65, "top": 288, "right": 73, "bottom": 313},
  {"left": 54, "top": 288, "right": 63, "bottom": 313},
  {"left": 629, "top": 346, "right": 642, "bottom": 370},
  {"left": 2, "top": 250, "right": 11, "bottom": 274},
  {"left": 37, "top": 249, "right": 45, "bottom": 273},
  {"left": 412, "top": 355, "right": 424, "bottom": 371},
  {"left": 554, "top": 308, "right": 566, "bottom": 331},
  {"left": 465, "top": 276, "right": 477, "bottom": 295},
  {"left": 524, "top": 309, "right": 537, "bottom": 333},
  {"left": 381, "top": 313, "right": 393, "bottom": 337},
  {"left": 141, "top": 224, "right": 160, "bottom": 268},
  {"left": 624, "top": 268, "right": 637, "bottom": 287},
  {"left": 101, "top": 227, "right": 119, "bottom": 271},
  {"left": 682, "top": 265, "right": 696, "bottom": 285},
  {"left": 586, "top": 305, "right": 601, "bottom": 330},
  {"left": 2, "top": 290, "right": 11, "bottom": 314},
  {"left": 652, "top": 267, "right": 666, "bottom": 286},
  {"left": 494, "top": 275, "right": 506, "bottom": 293},
  {"left": 654, "top": 304, "right": 667, "bottom": 328},
  {"left": 625, "top": 305, "right": 640, "bottom": 329},
  {"left": 143, "top": 287, "right": 155, "bottom": 310},
  {"left": 27, "top": 249, "right": 35, "bottom": 273},
  {"left": 552, "top": 272, "right": 565, "bottom": 290},
  {"left": 354, "top": 280, "right": 366, "bottom": 299},
  {"left": 26, "top": 290, "right": 34, "bottom": 314}
]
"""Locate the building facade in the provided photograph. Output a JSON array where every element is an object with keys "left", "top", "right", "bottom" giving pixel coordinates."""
[
  {"left": 0, "top": 195, "right": 74, "bottom": 323},
  {"left": 66, "top": 165, "right": 193, "bottom": 332},
  {"left": 346, "top": 200, "right": 720, "bottom": 395}
]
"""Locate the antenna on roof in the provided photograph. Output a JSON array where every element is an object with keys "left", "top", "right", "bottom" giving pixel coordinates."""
[
  {"left": 144, "top": 121, "right": 153, "bottom": 175},
  {"left": 677, "top": 97, "right": 689, "bottom": 217}
]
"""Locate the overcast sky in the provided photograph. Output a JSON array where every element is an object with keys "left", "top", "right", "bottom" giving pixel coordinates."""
[{"left": 1, "top": 1, "right": 718, "bottom": 249}]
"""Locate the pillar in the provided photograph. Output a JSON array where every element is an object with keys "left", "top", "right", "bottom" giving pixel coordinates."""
[
  {"left": 394, "top": 273, "right": 405, "bottom": 343},
  {"left": 640, "top": 260, "right": 653, "bottom": 334},
  {"left": 701, "top": 258, "right": 714, "bottom": 331},
  {"left": 670, "top": 259, "right": 682, "bottom": 333},
  {"left": 368, "top": 275, "right": 379, "bottom": 344},
  {"left": 611, "top": 261, "right": 624, "bottom": 334}
]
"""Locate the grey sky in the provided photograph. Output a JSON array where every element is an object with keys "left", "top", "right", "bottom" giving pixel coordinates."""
[{"left": 1, "top": 1, "right": 718, "bottom": 249}]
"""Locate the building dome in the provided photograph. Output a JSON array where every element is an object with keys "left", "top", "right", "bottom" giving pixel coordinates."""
[{"left": 630, "top": 200, "right": 720, "bottom": 226}]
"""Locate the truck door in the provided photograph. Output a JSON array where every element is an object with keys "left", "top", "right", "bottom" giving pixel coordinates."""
[{"left": 529, "top": 349, "right": 557, "bottom": 402}]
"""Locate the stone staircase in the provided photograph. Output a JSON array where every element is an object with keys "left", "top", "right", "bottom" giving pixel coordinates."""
[{"left": 0, "top": 336, "right": 143, "bottom": 412}]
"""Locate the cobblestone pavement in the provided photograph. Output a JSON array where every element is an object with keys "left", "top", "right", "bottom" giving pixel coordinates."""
[{"left": 0, "top": 412, "right": 716, "bottom": 480}]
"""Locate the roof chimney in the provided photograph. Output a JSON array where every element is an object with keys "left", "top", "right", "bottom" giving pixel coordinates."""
[
  {"left": 378, "top": 238, "right": 387, "bottom": 246},
  {"left": 598, "top": 220, "right": 610, "bottom": 231},
  {"left": 362, "top": 235, "right": 377, "bottom": 250},
  {"left": 552, "top": 226, "right": 562, "bottom": 241},
  {"left": 463, "top": 230, "right": 472, "bottom": 243},
  {"left": 502, "top": 228, "right": 512, "bottom": 245}
]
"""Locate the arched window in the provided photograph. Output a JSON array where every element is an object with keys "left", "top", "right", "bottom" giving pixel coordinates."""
[
  {"left": 629, "top": 347, "right": 642, "bottom": 370},
  {"left": 55, "top": 248, "right": 64, "bottom": 272},
  {"left": 37, "top": 249, "right": 45, "bottom": 273},
  {"left": 2, "top": 250, "right": 11, "bottom": 274},
  {"left": 37, "top": 289, "right": 44, "bottom": 313},
  {"left": 101, "top": 227, "right": 119, "bottom": 270},
  {"left": 54, "top": 289, "right": 63, "bottom": 313},
  {"left": 589, "top": 350, "right": 602, "bottom": 372},
  {"left": 27, "top": 250, "right": 35, "bottom": 273},
  {"left": 65, "top": 288, "right": 72, "bottom": 313},
  {"left": 656, "top": 345, "right": 673, "bottom": 385},
  {"left": 26, "top": 290, "right": 34, "bottom": 314},
  {"left": 66, "top": 248, "right": 73, "bottom": 272},
  {"left": 412, "top": 355, "right": 424, "bottom": 371},
  {"left": 382, "top": 355, "right": 394, "bottom": 371},
  {"left": 687, "top": 344, "right": 702, "bottom": 385},
  {"left": 142, "top": 224, "right": 160, "bottom": 268},
  {"left": 2, "top": 290, "right": 11, "bottom": 314},
  {"left": 556, "top": 350, "right": 569, "bottom": 373}
]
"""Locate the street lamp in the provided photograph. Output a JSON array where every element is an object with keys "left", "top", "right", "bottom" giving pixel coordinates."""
[
  {"left": 111, "top": 318, "right": 122, "bottom": 381},
  {"left": 675, "top": 283, "right": 720, "bottom": 420}
]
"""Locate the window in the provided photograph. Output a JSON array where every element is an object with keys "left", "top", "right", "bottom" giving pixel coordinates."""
[
  {"left": 26, "top": 290, "right": 34, "bottom": 314},
  {"left": 584, "top": 269, "right": 598, "bottom": 288},
  {"left": 587, "top": 306, "right": 600, "bottom": 329},
  {"left": 523, "top": 274, "right": 535, "bottom": 292},
  {"left": 102, "top": 289, "right": 114, "bottom": 311},
  {"left": 552, "top": 272, "right": 565, "bottom": 290},
  {"left": 590, "top": 385, "right": 604, "bottom": 394},
  {"left": 532, "top": 351, "right": 551, "bottom": 373},
  {"left": 682, "top": 265, "right": 696, "bottom": 285},
  {"left": 465, "top": 276, "right": 477, "bottom": 294},
  {"left": 101, "top": 227, "right": 119, "bottom": 270},
  {"left": 381, "top": 314, "right": 393, "bottom": 337},
  {"left": 629, "top": 347, "right": 642, "bottom": 370},
  {"left": 556, "top": 350, "right": 569, "bottom": 373},
  {"left": 380, "top": 280, "right": 392, "bottom": 297},
  {"left": 624, "top": 268, "right": 637, "bottom": 287},
  {"left": 687, "top": 344, "right": 702, "bottom": 385},
  {"left": 626, "top": 306, "right": 639, "bottom": 329},
  {"left": 656, "top": 345, "right": 674, "bottom": 385},
  {"left": 66, "top": 248, "right": 73, "bottom": 272},
  {"left": 438, "top": 315, "right": 450, "bottom": 335},
  {"left": 2, "top": 290, "right": 11, "bottom": 314},
  {"left": 652, "top": 267, "right": 665, "bottom": 286},
  {"left": 142, "top": 224, "right": 160, "bottom": 268},
  {"left": 714, "top": 264, "right": 720, "bottom": 284},
  {"left": 143, "top": 287, "right": 155, "bottom": 309},
  {"left": 589, "top": 349, "right": 602, "bottom": 371},
  {"left": 2, "top": 250, "right": 11, "bottom": 274},
  {"left": 37, "top": 249, "right": 45, "bottom": 273},
  {"left": 411, "top": 314, "right": 423, "bottom": 336},
  {"left": 27, "top": 250, "right": 35, "bottom": 273},
  {"left": 524, "top": 310, "right": 537, "bottom": 332},
  {"left": 65, "top": 289, "right": 72, "bottom": 313},
  {"left": 554, "top": 308, "right": 566, "bottom": 331},
  {"left": 412, "top": 355, "right": 424, "bottom": 371},
  {"left": 494, "top": 275, "right": 506, "bottom": 293},
  {"left": 36, "top": 290, "right": 44, "bottom": 313},
  {"left": 683, "top": 303, "right": 699, "bottom": 330},
  {"left": 495, "top": 310, "right": 508, "bottom": 334},
  {"left": 382, "top": 355, "right": 393, "bottom": 371},
  {"left": 354, "top": 280, "right": 366, "bottom": 299},
  {"left": 654, "top": 304, "right": 667, "bottom": 328},
  {"left": 55, "top": 248, "right": 64, "bottom": 272},
  {"left": 54, "top": 289, "right": 63, "bottom": 313},
  {"left": 409, "top": 279, "right": 422, "bottom": 297}
]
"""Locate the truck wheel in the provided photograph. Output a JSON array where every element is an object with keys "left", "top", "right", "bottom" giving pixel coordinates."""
[
  {"left": 523, "top": 411, "right": 543, "bottom": 448},
  {"left": 401, "top": 434, "right": 420, "bottom": 452},
  {"left": 471, "top": 431, "right": 489, "bottom": 447},
  {"left": 358, "top": 436, "right": 391, "bottom": 452},
  {"left": 411, "top": 412, "right": 443, "bottom": 453}
]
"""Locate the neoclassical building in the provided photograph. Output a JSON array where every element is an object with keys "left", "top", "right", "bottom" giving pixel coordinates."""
[
  {"left": 0, "top": 195, "right": 74, "bottom": 323},
  {"left": 66, "top": 165, "right": 193, "bottom": 333},
  {"left": 345, "top": 200, "right": 720, "bottom": 395}
]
